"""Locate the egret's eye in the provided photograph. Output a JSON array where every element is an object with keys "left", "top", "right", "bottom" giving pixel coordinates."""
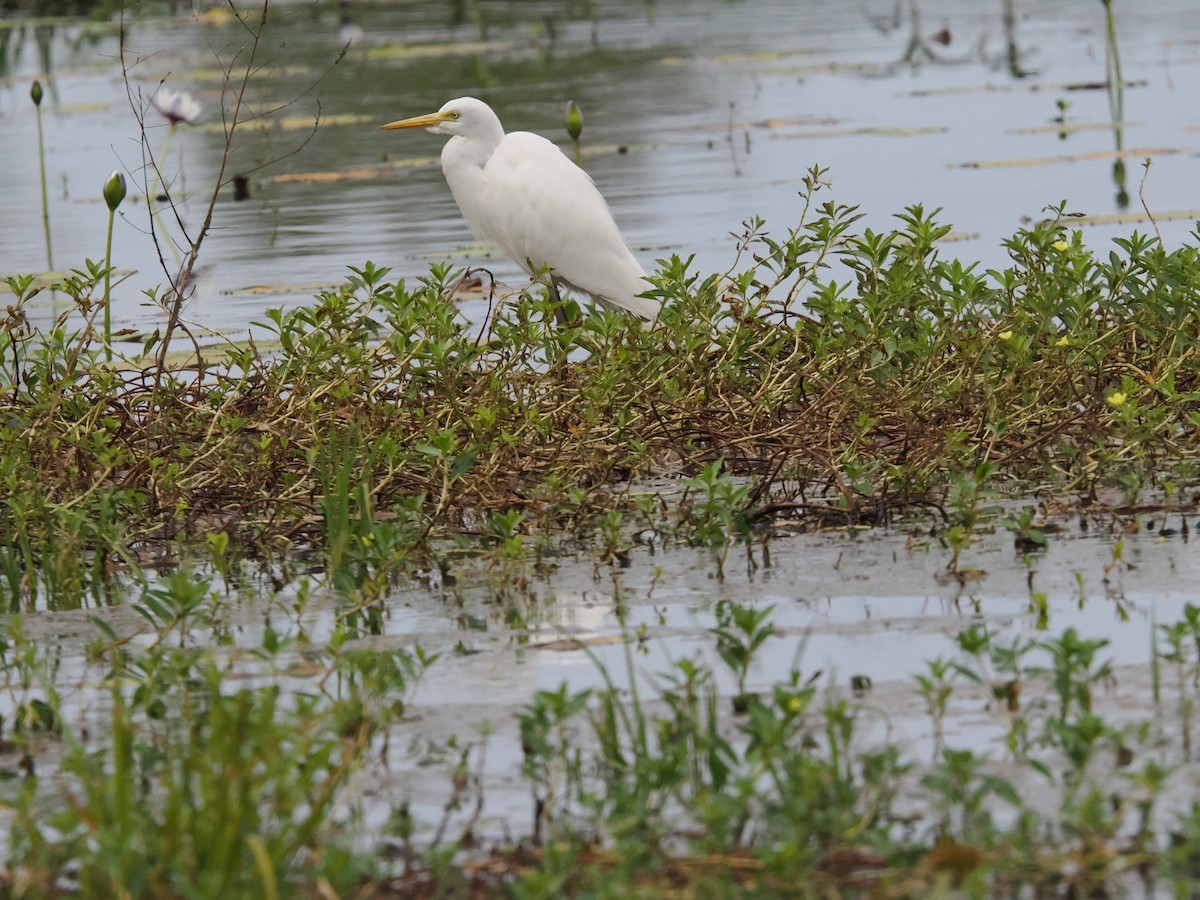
[{"left": 448, "top": 110, "right": 461, "bottom": 120}]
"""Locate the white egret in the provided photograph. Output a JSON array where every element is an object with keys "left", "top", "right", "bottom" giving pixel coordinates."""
[{"left": 381, "top": 97, "right": 659, "bottom": 321}]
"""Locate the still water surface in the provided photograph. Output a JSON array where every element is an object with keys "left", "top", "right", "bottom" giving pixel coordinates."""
[{"left": 1, "top": 0, "right": 1198, "bottom": 337}]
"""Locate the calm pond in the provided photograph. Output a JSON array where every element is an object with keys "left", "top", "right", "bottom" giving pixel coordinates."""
[{"left": 2, "top": 0, "right": 1198, "bottom": 337}]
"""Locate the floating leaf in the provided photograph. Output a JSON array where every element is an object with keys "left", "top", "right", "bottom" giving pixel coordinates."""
[
  {"left": 109, "top": 338, "right": 287, "bottom": 371},
  {"left": 752, "top": 116, "right": 842, "bottom": 129},
  {"left": 1010, "top": 120, "right": 1141, "bottom": 135},
  {"left": 777, "top": 125, "right": 948, "bottom": 139},
  {"left": 907, "top": 79, "right": 1149, "bottom": 97},
  {"left": 951, "top": 146, "right": 1187, "bottom": 169},
  {"left": 762, "top": 61, "right": 884, "bottom": 77},
  {"left": 58, "top": 102, "right": 113, "bottom": 114},
  {"left": 194, "top": 112, "right": 372, "bottom": 134},
  {"left": 412, "top": 243, "right": 494, "bottom": 260},
  {"left": 269, "top": 158, "right": 440, "bottom": 184},
  {"left": 365, "top": 40, "right": 513, "bottom": 61},
  {"left": 1070, "top": 209, "right": 1200, "bottom": 227},
  {"left": 530, "top": 635, "right": 626, "bottom": 651},
  {"left": 195, "top": 6, "right": 254, "bottom": 26},
  {"left": 577, "top": 142, "right": 646, "bottom": 158},
  {"left": 270, "top": 166, "right": 397, "bottom": 184},
  {"left": 224, "top": 282, "right": 341, "bottom": 296},
  {"left": 709, "top": 48, "right": 815, "bottom": 64}
]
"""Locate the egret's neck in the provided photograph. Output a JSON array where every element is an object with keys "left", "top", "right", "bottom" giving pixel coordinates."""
[
  {"left": 440, "top": 123, "right": 504, "bottom": 229},
  {"left": 442, "top": 121, "right": 504, "bottom": 172},
  {"left": 437, "top": 110, "right": 505, "bottom": 244}
]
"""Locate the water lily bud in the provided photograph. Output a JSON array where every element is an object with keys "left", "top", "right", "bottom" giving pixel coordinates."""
[
  {"left": 31, "top": 80, "right": 43, "bottom": 107},
  {"left": 565, "top": 100, "right": 582, "bottom": 141},
  {"left": 103, "top": 171, "right": 127, "bottom": 211}
]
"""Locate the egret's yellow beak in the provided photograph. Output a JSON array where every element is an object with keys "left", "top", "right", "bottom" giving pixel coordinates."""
[{"left": 380, "top": 111, "right": 449, "bottom": 131}]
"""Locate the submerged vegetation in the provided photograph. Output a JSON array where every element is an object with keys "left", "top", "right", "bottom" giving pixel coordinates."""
[{"left": 3, "top": 165, "right": 1200, "bottom": 892}]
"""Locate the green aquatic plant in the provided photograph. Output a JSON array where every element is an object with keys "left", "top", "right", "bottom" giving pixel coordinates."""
[
  {"left": 2, "top": 608, "right": 436, "bottom": 897},
  {"left": 919, "top": 747, "right": 1021, "bottom": 847},
  {"left": 517, "top": 682, "right": 592, "bottom": 843},
  {"left": 954, "top": 626, "right": 1037, "bottom": 760},
  {"left": 565, "top": 98, "right": 583, "bottom": 165},
  {"left": 682, "top": 461, "right": 752, "bottom": 579},
  {"left": 101, "top": 170, "right": 125, "bottom": 362},
  {"left": 132, "top": 570, "right": 211, "bottom": 649},
  {"left": 712, "top": 600, "right": 776, "bottom": 708},
  {"left": 916, "top": 657, "right": 957, "bottom": 763},
  {"left": 1158, "top": 604, "right": 1200, "bottom": 760},
  {"left": 998, "top": 504, "right": 1047, "bottom": 553},
  {"left": 1100, "top": 0, "right": 1127, "bottom": 205},
  {"left": 1036, "top": 628, "right": 1113, "bottom": 724},
  {"left": 31, "top": 79, "right": 53, "bottom": 275}
]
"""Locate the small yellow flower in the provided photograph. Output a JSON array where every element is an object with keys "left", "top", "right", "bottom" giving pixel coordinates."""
[
  {"left": 787, "top": 696, "right": 802, "bottom": 713},
  {"left": 1107, "top": 392, "right": 1127, "bottom": 407},
  {"left": 1053, "top": 240, "right": 1071, "bottom": 252},
  {"left": 1055, "top": 336, "right": 1070, "bottom": 347},
  {"left": 998, "top": 330, "right": 1013, "bottom": 341}
]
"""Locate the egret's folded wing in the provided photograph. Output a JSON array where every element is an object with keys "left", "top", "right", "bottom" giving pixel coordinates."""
[{"left": 480, "top": 132, "right": 655, "bottom": 317}]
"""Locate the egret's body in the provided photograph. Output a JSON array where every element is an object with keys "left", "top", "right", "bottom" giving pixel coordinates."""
[{"left": 382, "top": 97, "right": 658, "bottom": 320}]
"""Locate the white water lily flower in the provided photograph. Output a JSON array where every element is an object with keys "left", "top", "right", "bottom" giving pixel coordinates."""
[{"left": 151, "top": 88, "right": 202, "bottom": 125}]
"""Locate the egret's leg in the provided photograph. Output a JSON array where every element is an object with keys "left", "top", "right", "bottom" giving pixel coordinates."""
[{"left": 549, "top": 280, "right": 570, "bottom": 327}]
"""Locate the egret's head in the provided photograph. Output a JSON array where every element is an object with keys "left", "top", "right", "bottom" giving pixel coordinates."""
[{"left": 380, "top": 97, "right": 498, "bottom": 137}]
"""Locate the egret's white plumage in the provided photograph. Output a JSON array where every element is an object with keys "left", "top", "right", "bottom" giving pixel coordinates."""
[{"left": 382, "top": 97, "right": 658, "bottom": 320}]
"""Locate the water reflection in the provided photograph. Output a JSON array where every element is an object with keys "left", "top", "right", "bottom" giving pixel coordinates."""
[
  {"left": 338, "top": 4, "right": 364, "bottom": 49},
  {"left": 1100, "top": 0, "right": 1128, "bottom": 208},
  {"left": 0, "top": 23, "right": 19, "bottom": 84},
  {"left": 999, "top": 0, "right": 1029, "bottom": 79}
]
